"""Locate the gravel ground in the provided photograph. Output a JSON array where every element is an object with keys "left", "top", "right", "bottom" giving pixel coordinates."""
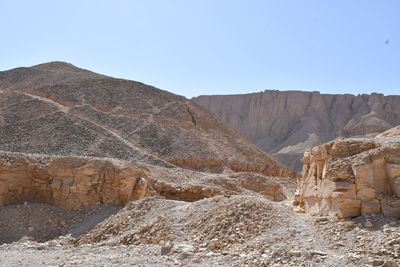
[
  {"left": 0, "top": 195, "right": 399, "bottom": 266},
  {"left": 0, "top": 202, "right": 120, "bottom": 244}
]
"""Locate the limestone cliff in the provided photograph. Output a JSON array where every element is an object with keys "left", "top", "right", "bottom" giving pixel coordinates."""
[
  {"left": 297, "top": 126, "right": 400, "bottom": 218},
  {"left": 0, "top": 151, "right": 286, "bottom": 208},
  {"left": 193, "top": 91, "right": 400, "bottom": 172}
]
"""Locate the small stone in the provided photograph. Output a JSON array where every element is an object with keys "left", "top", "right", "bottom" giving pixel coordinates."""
[
  {"left": 370, "top": 259, "right": 385, "bottom": 266},
  {"left": 288, "top": 251, "right": 302, "bottom": 257},
  {"left": 382, "top": 261, "right": 398, "bottom": 267},
  {"left": 315, "top": 217, "right": 328, "bottom": 223},
  {"left": 342, "top": 221, "right": 356, "bottom": 228},
  {"left": 174, "top": 243, "right": 194, "bottom": 253},
  {"left": 46, "top": 241, "right": 58, "bottom": 247},
  {"left": 178, "top": 252, "right": 192, "bottom": 260},
  {"left": 161, "top": 243, "right": 172, "bottom": 255},
  {"left": 365, "top": 220, "right": 374, "bottom": 228},
  {"left": 310, "top": 251, "right": 328, "bottom": 256}
]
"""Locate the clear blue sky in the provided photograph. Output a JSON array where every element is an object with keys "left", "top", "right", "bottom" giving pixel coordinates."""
[{"left": 1, "top": 0, "right": 399, "bottom": 98}]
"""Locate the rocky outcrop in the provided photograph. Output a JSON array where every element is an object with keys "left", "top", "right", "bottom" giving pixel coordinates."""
[
  {"left": 0, "top": 152, "right": 156, "bottom": 208},
  {"left": 297, "top": 126, "right": 400, "bottom": 218},
  {"left": 0, "top": 151, "right": 287, "bottom": 209},
  {"left": 0, "top": 62, "right": 295, "bottom": 178},
  {"left": 193, "top": 91, "right": 400, "bottom": 172}
]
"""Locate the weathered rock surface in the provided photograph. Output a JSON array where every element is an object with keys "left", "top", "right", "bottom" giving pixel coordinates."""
[
  {"left": 0, "top": 152, "right": 154, "bottom": 208},
  {"left": 0, "top": 62, "right": 294, "bottom": 177},
  {"left": 193, "top": 90, "right": 400, "bottom": 171},
  {"left": 297, "top": 126, "right": 400, "bottom": 218},
  {"left": 0, "top": 151, "right": 287, "bottom": 209}
]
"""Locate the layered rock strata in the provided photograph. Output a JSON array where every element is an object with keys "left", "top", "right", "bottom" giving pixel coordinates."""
[
  {"left": 297, "top": 126, "right": 400, "bottom": 218},
  {"left": 0, "top": 151, "right": 286, "bottom": 209},
  {"left": 193, "top": 91, "right": 400, "bottom": 172}
]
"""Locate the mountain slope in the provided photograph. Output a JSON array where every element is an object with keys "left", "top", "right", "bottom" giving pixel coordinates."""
[
  {"left": 192, "top": 90, "right": 400, "bottom": 171},
  {"left": 0, "top": 62, "right": 294, "bottom": 177}
]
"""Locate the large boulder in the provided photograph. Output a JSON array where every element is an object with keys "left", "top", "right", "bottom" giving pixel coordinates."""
[{"left": 297, "top": 126, "right": 400, "bottom": 218}]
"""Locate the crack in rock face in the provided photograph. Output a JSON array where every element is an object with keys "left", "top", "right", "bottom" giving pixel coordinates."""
[
  {"left": 297, "top": 128, "right": 400, "bottom": 218},
  {"left": 0, "top": 154, "right": 156, "bottom": 209}
]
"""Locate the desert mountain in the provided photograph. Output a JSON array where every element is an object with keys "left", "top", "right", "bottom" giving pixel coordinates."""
[
  {"left": 1, "top": 63, "right": 400, "bottom": 266},
  {"left": 193, "top": 90, "right": 400, "bottom": 171},
  {"left": 0, "top": 62, "right": 294, "bottom": 177}
]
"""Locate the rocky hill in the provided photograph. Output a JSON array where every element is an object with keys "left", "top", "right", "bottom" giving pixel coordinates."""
[
  {"left": 1, "top": 63, "right": 400, "bottom": 266},
  {"left": 0, "top": 62, "right": 294, "bottom": 177},
  {"left": 193, "top": 90, "right": 400, "bottom": 172}
]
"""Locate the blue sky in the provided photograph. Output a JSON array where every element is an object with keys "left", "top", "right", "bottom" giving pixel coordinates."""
[{"left": 0, "top": 0, "right": 399, "bottom": 98}]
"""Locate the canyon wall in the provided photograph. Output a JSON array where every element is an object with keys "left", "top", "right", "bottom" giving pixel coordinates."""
[
  {"left": 193, "top": 91, "right": 400, "bottom": 171},
  {"left": 0, "top": 151, "right": 287, "bottom": 209},
  {"left": 0, "top": 153, "right": 154, "bottom": 208}
]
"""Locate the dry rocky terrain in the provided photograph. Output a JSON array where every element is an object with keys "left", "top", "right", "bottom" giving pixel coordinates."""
[
  {"left": 298, "top": 126, "right": 400, "bottom": 218},
  {"left": 1, "top": 188, "right": 399, "bottom": 266},
  {"left": 0, "top": 62, "right": 294, "bottom": 177},
  {"left": 0, "top": 62, "right": 399, "bottom": 266},
  {"left": 193, "top": 90, "right": 400, "bottom": 172}
]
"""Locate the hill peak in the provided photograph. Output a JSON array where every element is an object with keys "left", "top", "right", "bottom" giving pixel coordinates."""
[{"left": 31, "top": 61, "right": 87, "bottom": 72}]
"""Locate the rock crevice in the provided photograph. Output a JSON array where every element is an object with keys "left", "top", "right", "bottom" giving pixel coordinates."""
[
  {"left": 297, "top": 127, "right": 400, "bottom": 218},
  {"left": 0, "top": 151, "right": 287, "bottom": 209}
]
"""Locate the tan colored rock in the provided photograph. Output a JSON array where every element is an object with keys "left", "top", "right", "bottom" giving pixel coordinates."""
[
  {"left": 0, "top": 151, "right": 287, "bottom": 209},
  {"left": 0, "top": 153, "right": 155, "bottom": 208},
  {"left": 193, "top": 91, "right": 400, "bottom": 172},
  {"left": 378, "top": 126, "right": 400, "bottom": 137},
  {"left": 297, "top": 127, "right": 400, "bottom": 218}
]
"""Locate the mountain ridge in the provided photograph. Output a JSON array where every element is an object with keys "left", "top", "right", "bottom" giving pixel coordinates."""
[
  {"left": 0, "top": 62, "right": 295, "bottom": 177},
  {"left": 193, "top": 90, "right": 400, "bottom": 171}
]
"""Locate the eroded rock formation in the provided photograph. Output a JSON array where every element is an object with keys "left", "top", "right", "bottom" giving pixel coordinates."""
[
  {"left": 0, "top": 151, "right": 287, "bottom": 209},
  {"left": 0, "top": 152, "right": 155, "bottom": 208},
  {"left": 297, "top": 126, "right": 400, "bottom": 218},
  {"left": 193, "top": 91, "right": 400, "bottom": 171}
]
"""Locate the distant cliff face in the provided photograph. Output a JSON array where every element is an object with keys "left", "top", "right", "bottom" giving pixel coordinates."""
[{"left": 192, "top": 90, "right": 400, "bottom": 172}]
